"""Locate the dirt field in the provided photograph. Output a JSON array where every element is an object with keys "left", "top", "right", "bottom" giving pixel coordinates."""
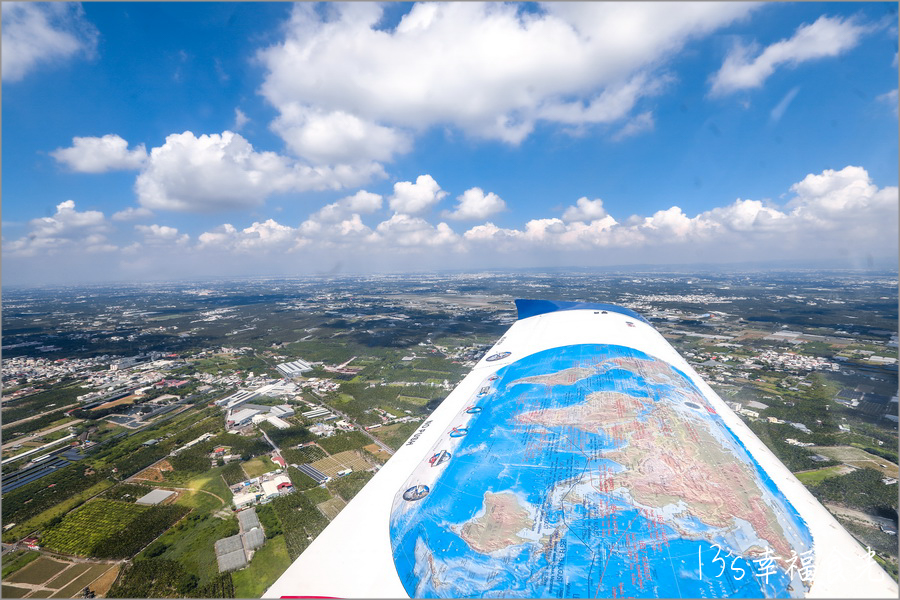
[
  {"left": 810, "top": 446, "right": 899, "bottom": 478},
  {"left": 131, "top": 459, "right": 174, "bottom": 482},
  {"left": 310, "top": 450, "right": 374, "bottom": 478},
  {"left": 3, "top": 556, "right": 118, "bottom": 599},
  {"left": 91, "top": 396, "right": 137, "bottom": 411},
  {"left": 363, "top": 443, "right": 392, "bottom": 462}
]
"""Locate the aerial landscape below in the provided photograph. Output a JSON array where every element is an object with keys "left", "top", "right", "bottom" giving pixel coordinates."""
[{"left": 1, "top": 270, "right": 897, "bottom": 598}]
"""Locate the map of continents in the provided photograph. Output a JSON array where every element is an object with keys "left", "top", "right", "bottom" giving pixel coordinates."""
[{"left": 389, "top": 344, "right": 815, "bottom": 598}]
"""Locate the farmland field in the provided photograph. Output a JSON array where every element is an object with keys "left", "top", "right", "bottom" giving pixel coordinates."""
[
  {"left": 810, "top": 446, "right": 900, "bottom": 477},
  {"left": 795, "top": 465, "right": 856, "bottom": 485},
  {"left": 310, "top": 450, "right": 373, "bottom": 478},
  {"left": 371, "top": 421, "right": 420, "bottom": 450},
  {"left": 41, "top": 498, "right": 188, "bottom": 559},
  {"left": 317, "top": 495, "right": 347, "bottom": 520},
  {"left": 231, "top": 535, "right": 292, "bottom": 598},
  {"left": 2, "top": 557, "right": 117, "bottom": 600},
  {"left": 243, "top": 456, "right": 276, "bottom": 478},
  {"left": 2, "top": 584, "right": 30, "bottom": 598},
  {"left": 41, "top": 499, "right": 148, "bottom": 556},
  {"left": 4, "top": 557, "right": 68, "bottom": 585}
]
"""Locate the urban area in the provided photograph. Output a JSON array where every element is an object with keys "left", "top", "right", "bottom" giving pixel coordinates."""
[{"left": 1, "top": 269, "right": 897, "bottom": 597}]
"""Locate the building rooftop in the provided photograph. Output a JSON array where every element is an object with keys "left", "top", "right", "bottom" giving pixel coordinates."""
[{"left": 135, "top": 489, "right": 175, "bottom": 505}]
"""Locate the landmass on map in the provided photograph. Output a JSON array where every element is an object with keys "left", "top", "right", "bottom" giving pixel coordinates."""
[{"left": 457, "top": 492, "right": 534, "bottom": 554}]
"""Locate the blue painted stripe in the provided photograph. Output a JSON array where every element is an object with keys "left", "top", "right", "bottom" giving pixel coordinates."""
[{"left": 514, "top": 298, "right": 650, "bottom": 324}]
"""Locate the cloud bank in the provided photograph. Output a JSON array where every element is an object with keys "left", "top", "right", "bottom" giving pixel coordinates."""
[{"left": 5, "top": 166, "right": 896, "bottom": 282}]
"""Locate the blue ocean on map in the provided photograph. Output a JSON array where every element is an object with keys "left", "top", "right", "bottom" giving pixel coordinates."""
[{"left": 389, "top": 344, "right": 814, "bottom": 598}]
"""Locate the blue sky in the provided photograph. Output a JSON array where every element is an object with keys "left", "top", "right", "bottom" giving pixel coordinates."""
[{"left": 2, "top": 2, "right": 898, "bottom": 285}]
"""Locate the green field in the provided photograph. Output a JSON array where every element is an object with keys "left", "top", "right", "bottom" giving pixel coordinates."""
[
  {"left": 371, "top": 421, "right": 421, "bottom": 450},
  {"left": 2, "top": 479, "right": 115, "bottom": 543},
  {"left": 1, "top": 550, "right": 40, "bottom": 578},
  {"left": 231, "top": 535, "right": 292, "bottom": 598},
  {"left": 243, "top": 456, "right": 276, "bottom": 478},
  {"left": 1, "top": 584, "right": 30, "bottom": 598},
  {"left": 41, "top": 499, "right": 149, "bottom": 555},
  {"left": 795, "top": 465, "right": 852, "bottom": 485},
  {"left": 397, "top": 395, "right": 429, "bottom": 405},
  {"left": 303, "top": 486, "right": 331, "bottom": 505},
  {"left": 810, "top": 446, "right": 900, "bottom": 478},
  {"left": 4, "top": 557, "right": 69, "bottom": 585},
  {"left": 144, "top": 514, "right": 239, "bottom": 587}
]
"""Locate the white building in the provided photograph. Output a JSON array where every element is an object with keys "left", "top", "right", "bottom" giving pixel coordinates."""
[
  {"left": 277, "top": 359, "right": 313, "bottom": 378},
  {"left": 266, "top": 415, "right": 291, "bottom": 430},
  {"left": 228, "top": 407, "right": 260, "bottom": 428},
  {"left": 270, "top": 404, "right": 295, "bottom": 418}
]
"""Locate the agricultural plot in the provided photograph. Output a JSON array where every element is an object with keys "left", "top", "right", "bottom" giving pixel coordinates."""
[
  {"left": 4, "top": 557, "right": 68, "bottom": 585},
  {"left": 396, "top": 395, "right": 430, "bottom": 405},
  {"left": 310, "top": 450, "right": 373, "bottom": 478},
  {"left": 41, "top": 499, "right": 148, "bottom": 556},
  {"left": 317, "top": 495, "right": 347, "bottom": 520},
  {"left": 284, "top": 444, "right": 327, "bottom": 464},
  {"left": 811, "top": 446, "right": 900, "bottom": 477},
  {"left": 41, "top": 498, "right": 188, "bottom": 559},
  {"left": 795, "top": 465, "right": 856, "bottom": 486},
  {"left": 2, "top": 557, "right": 117, "bottom": 600},
  {"left": 363, "top": 443, "right": 392, "bottom": 462},
  {"left": 371, "top": 421, "right": 420, "bottom": 450},
  {"left": 242, "top": 456, "right": 276, "bottom": 478}
]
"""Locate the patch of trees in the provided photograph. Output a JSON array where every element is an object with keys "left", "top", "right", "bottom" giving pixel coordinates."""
[
  {"left": 328, "top": 471, "right": 373, "bottom": 502},
  {"left": 4, "top": 412, "right": 70, "bottom": 437},
  {"left": 286, "top": 466, "right": 320, "bottom": 491},
  {"left": 209, "top": 433, "right": 270, "bottom": 459},
  {"left": 2, "top": 463, "right": 107, "bottom": 525},
  {"left": 169, "top": 448, "right": 211, "bottom": 473},
  {"left": 107, "top": 559, "right": 199, "bottom": 598},
  {"left": 195, "top": 573, "right": 235, "bottom": 598},
  {"left": 1, "top": 385, "right": 88, "bottom": 422},
  {"left": 254, "top": 504, "right": 283, "bottom": 539},
  {"left": 280, "top": 445, "right": 326, "bottom": 466},
  {"left": 221, "top": 462, "right": 247, "bottom": 486},
  {"left": 103, "top": 483, "right": 152, "bottom": 502},
  {"left": 810, "top": 468, "right": 899, "bottom": 515},
  {"left": 112, "top": 445, "right": 169, "bottom": 479},
  {"left": 266, "top": 425, "right": 316, "bottom": 449},
  {"left": 271, "top": 489, "right": 329, "bottom": 560},
  {"left": 746, "top": 421, "right": 839, "bottom": 472},
  {"left": 92, "top": 504, "right": 189, "bottom": 559}
]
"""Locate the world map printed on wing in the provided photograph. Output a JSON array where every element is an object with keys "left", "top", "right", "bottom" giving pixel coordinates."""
[{"left": 389, "top": 344, "right": 816, "bottom": 598}]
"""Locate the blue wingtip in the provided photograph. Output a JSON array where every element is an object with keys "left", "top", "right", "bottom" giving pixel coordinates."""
[{"left": 514, "top": 299, "right": 649, "bottom": 324}]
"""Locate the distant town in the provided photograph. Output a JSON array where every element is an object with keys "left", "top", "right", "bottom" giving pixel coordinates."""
[{"left": 2, "top": 269, "right": 897, "bottom": 597}]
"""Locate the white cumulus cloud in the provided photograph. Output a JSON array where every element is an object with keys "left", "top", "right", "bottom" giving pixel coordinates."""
[
  {"left": 309, "top": 190, "right": 383, "bottom": 223},
  {"left": 272, "top": 104, "right": 412, "bottom": 165},
  {"left": 134, "top": 130, "right": 385, "bottom": 213},
  {"left": 710, "top": 15, "right": 869, "bottom": 96},
  {"left": 442, "top": 187, "right": 506, "bottom": 220},
  {"left": 112, "top": 206, "right": 154, "bottom": 221},
  {"left": 3, "top": 199, "right": 111, "bottom": 256},
  {"left": 135, "top": 224, "right": 189, "bottom": 246},
  {"left": 388, "top": 174, "right": 447, "bottom": 215},
  {"left": 562, "top": 197, "right": 610, "bottom": 222},
  {"left": 1, "top": 2, "right": 98, "bottom": 82},
  {"left": 52, "top": 134, "right": 148, "bottom": 173},
  {"left": 258, "top": 2, "right": 754, "bottom": 160}
]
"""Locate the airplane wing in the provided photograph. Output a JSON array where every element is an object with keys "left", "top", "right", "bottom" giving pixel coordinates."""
[{"left": 265, "top": 299, "right": 897, "bottom": 598}]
